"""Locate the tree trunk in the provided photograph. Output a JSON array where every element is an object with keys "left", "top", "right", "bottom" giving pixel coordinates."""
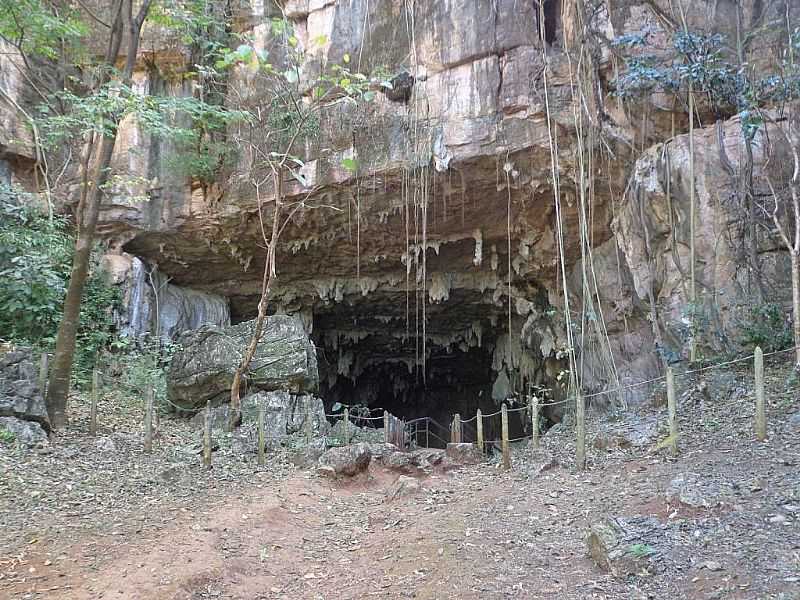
[
  {"left": 46, "top": 134, "right": 117, "bottom": 427},
  {"left": 227, "top": 170, "right": 282, "bottom": 431},
  {"left": 792, "top": 251, "right": 800, "bottom": 369},
  {"left": 45, "top": 0, "right": 152, "bottom": 428}
]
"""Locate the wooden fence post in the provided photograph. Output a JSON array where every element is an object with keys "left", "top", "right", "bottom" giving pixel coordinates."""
[
  {"left": 453, "top": 413, "right": 461, "bottom": 443},
  {"left": 667, "top": 366, "right": 678, "bottom": 456},
  {"left": 530, "top": 395, "right": 539, "bottom": 449},
  {"left": 203, "top": 400, "right": 212, "bottom": 469},
  {"left": 38, "top": 352, "right": 48, "bottom": 397},
  {"left": 343, "top": 407, "right": 350, "bottom": 444},
  {"left": 258, "top": 397, "right": 266, "bottom": 466},
  {"left": 383, "top": 410, "right": 389, "bottom": 443},
  {"left": 143, "top": 387, "right": 153, "bottom": 453},
  {"left": 476, "top": 409, "right": 484, "bottom": 452},
  {"left": 89, "top": 369, "right": 99, "bottom": 435},
  {"left": 501, "top": 403, "right": 510, "bottom": 470},
  {"left": 576, "top": 390, "right": 586, "bottom": 470},
  {"left": 304, "top": 396, "right": 313, "bottom": 445},
  {"left": 755, "top": 346, "right": 766, "bottom": 441}
]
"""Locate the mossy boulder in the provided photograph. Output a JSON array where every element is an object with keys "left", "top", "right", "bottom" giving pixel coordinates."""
[{"left": 167, "top": 315, "right": 318, "bottom": 410}]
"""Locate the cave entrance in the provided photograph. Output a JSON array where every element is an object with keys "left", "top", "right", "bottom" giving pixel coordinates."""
[{"left": 313, "top": 316, "right": 535, "bottom": 448}]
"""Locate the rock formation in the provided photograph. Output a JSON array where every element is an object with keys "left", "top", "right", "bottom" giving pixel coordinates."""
[
  {"left": 1, "top": 0, "right": 797, "bottom": 424},
  {"left": 167, "top": 314, "right": 319, "bottom": 409},
  {"left": 0, "top": 347, "right": 50, "bottom": 445}
]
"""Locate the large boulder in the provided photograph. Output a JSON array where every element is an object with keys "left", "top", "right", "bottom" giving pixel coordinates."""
[
  {"left": 317, "top": 443, "right": 372, "bottom": 478},
  {"left": 167, "top": 315, "right": 319, "bottom": 409},
  {"left": 0, "top": 348, "right": 50, "bottom": 432}
]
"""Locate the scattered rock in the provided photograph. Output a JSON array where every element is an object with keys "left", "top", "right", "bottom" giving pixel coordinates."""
[
  {"left": 789, "top": 411, "right": 800, "bottom": 429},
  {"left": 381, "top": 450, "right": 418, "bottom": 474},
  {"left": 0, "top": 416, "right": 48, "bottom": 447},
  {"left": 586, "top": 516, "right": 660, "bottom": 578},
  {"left": 94, "top": 436, "right": 116, "bottom": 453},
  {"left": 666, "top": 473, "right": 722, "bottom": 509},
  {"left": 317, "top": 443, "right": 372, "bottom": 477},
  {"left": 386, "top": 475, "right": 421, "bottom": 501},
  {"left": 445, "top": 443, "right": 483, "bottom": 465},
  {"left": 410, "top": 448, "right": 445, "bottom": 469},
  {"left": 593, "top": 416, "right": 660, "bottom": 450}
]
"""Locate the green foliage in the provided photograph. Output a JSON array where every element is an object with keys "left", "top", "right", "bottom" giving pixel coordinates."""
[
  {"left": 627, "top": 543, "right": 656, "bottom": 558},
  {"left": 0, "top": 185, "right": 120, "bottom": 383},
  {"left": 0, "top": 0, "right": 87, "bottom": 60},
  {"left": 738, "top": 303, "right": 793, "bottom": 353},
  {"left": 0, "top": 426, "right": 16, "bottom": 445},
  {"left": 612, "top": 27, "right": 800, "bottom": 140},
  {"left": 109, "top": 336, "right": 181, "bottom": 412}
]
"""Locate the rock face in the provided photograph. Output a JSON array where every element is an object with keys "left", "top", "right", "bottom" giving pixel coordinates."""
[
  {"left": 101, "top": 254, "right": 230, "bottom": 342},
  {"left": 167, "top": 315, "right": 319, "bottom": 409},
  {"left": 0, "top": 348, "right": 50, "bottom": 432},
  {"left": 317, "top": 443, "right": 372, "bottom": 477},
  {"left": 3, "top": 0, "right": 798, "bottom": 422}
]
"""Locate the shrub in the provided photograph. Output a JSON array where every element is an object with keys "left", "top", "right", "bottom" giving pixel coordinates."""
[
  {"left": 0, "top": 184, "right": 120, "bottom": 384},
  {"left": 739, "top": 303, "right": 793, "bottom": 353}
]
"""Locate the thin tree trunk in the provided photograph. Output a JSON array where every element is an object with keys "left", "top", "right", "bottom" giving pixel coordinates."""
[
  {"left": 45, "top": 0, "right": 152, "bottom": 427},
  {"left": 227, "top": 170, "right": 282, "bottom": 431},
  {"left": 791, "top": 251, "right": 800, "bottom": 369}
]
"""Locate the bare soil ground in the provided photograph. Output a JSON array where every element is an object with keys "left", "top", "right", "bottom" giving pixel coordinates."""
[{"left": 1, "top": 357, "right": 799, "bottom": 599}]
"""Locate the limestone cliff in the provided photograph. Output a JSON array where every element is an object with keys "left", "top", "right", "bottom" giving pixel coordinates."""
[{"left": 1, "top": 0, "right": 796, "bottom": 421}]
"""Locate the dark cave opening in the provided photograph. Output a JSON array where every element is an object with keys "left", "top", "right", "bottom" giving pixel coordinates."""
[{"left": 315, "top": 335, "right": 536, "bottom": 448}]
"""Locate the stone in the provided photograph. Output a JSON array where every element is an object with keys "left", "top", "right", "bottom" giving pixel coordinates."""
[
  {"left": 0, "top": 348, "right": 50, "bottom": 431},
  {"left": 386, "top": 475, "right": 421, "bottom": 501},
  {"left": 317, "top": 443, "right": 371, "bottom": 477},
  {"left": 290, "top": 438, "right": 328, "bottom": 468},
  {"left": 789, "top": 412, "right": 800, "bottom": 429},
  {"left": 586, "top": 516, "right": 660, "bottom": 578},
  {"left": 381, "top": 450, "right": 418, "bottom": 474},
  {"left": 190, "top": 404, "right": 232, "bottom": 431},
  {"left": 94, "top": 437, "right": 116, "bottom": 453},
  {"left": 328, "top": 419, "right": 384, "bottom": 445},
  {"left": 366, "top": 442, "right": 401, "bottom": 459},
  {"left": 167, "top": 315, "right": 319, "bottom": 409},
  {"left": 410, "top": 448, "right": 446, "bottom": 469},
  {"left": 0, "top": 417, "right": 48, "bottom": 447},
  {"left": 666, "top": 473, "right": 722, "bottom": 509},
  {"left": 445, "top": 443, "right": 483, "bottom": 465}
]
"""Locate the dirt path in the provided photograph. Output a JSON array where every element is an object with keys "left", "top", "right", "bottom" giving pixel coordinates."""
[
  {"left": 3, "top": 360, "right": 799, "bottom": 600},
  {"left": 7, "top": 431, "right": 799, "bottom": 600}
]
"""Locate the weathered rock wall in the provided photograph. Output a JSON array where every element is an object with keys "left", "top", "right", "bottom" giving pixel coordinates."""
[{"left": 2, "top": 0, "right": 798, "bottom": 416}]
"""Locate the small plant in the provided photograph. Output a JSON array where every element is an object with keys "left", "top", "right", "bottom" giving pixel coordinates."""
[
  {"left": 0, "top": 427, "right": 16, "bottom": 445},
  {"left": 627, "top": 543, "right": 656, "bottom": 558}
]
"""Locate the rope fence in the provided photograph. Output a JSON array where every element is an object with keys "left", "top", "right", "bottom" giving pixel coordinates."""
[{"left": 57, "top": 344, "right": 798, "bottom": 469}]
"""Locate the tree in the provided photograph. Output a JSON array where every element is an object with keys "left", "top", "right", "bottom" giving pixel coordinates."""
[
  {"left": 215, "top": 17, "right": 385, "bottom": 431},
  {"left": 764, "top": 115, "right": 800, "bottom": 369},
  {"left": 1, "top": 0, "right": 247, "bottom": 427},
  {"left": 43, "top": 0, "right": 155, "bottom": 428}
]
